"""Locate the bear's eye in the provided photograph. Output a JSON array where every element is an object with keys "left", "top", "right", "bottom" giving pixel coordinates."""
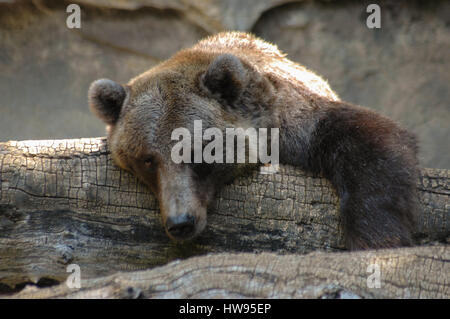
[
  {"left": 144, "top": 157, "right": 155, "bottom": 170},
  {"left": 192, "top": 163, "right": 214, "bottom": 179}
]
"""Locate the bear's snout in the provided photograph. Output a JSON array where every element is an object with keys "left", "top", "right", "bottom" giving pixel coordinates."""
[
  {"left": 165, "top": 213, "right": 196, "bottom": 240},
  {"left": 156, "top": 163, "right": 209, "bottom": 241}
]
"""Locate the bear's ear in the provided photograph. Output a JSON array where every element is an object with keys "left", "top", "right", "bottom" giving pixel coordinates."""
[
  {"left": 88, "top": 79, "right": 127, "bottom": 125},
  {"left": 202, "top": 54, "right": 247, "bottom": 103}
]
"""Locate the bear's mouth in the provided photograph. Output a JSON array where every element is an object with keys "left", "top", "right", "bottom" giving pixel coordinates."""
[
  {"left": 163, "top": 208, "right": 207, "bottom": 242},
  {"left": 165, "top": 213, "right": 196, "bottom": 240}
]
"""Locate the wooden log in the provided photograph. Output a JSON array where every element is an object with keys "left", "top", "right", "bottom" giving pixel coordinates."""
[
  {"left": 0, "top": 138, "right": 449, "bottom": 293},
  {"left": 9, "top": 245, "right": 450, "bottom": 299}
]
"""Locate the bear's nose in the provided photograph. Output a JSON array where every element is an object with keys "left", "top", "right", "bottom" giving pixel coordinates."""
[{"left": 166, "top": 214, "right": 196, "bottom": 239}]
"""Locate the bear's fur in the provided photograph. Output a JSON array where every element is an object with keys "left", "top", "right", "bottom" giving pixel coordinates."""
[{"left": 89, "top": 32, "right": 419, "bottom": 250}]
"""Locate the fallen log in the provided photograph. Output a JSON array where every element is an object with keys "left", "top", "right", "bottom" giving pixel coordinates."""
[
  {"left": 9, "top": 245, "right": 450, "bottom": 299},
  {"left": 0, "top": 137, "right": 449, "bottom": 294}
]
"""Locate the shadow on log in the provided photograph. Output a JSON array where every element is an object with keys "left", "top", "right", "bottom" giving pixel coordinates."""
[{"left": 0, "top": 138, "right": 449, "bottom": 297}]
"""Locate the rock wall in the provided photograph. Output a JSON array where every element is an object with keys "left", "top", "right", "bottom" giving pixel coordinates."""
[{"left": 0, "top": 0, "right": 449, "bottom": 168}]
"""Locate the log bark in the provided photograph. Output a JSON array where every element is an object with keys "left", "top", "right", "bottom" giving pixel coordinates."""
[
  {"left": 8, "top": 245, "right": 450, "bottom": 299},
  {"left": 0, "top": 138, "right": 449, "bottom": 296}
]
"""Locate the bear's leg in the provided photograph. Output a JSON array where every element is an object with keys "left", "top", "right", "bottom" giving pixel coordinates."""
[{"left": 289, "top": 103, "right": 419, "bottom": 250}]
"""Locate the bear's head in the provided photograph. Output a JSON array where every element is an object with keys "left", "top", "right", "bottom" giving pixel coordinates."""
[{"left": 89, "top": 52, "right": 275, "bottom": 241}]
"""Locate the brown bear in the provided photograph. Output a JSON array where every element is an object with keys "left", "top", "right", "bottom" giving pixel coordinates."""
[{"left": 88, "top": 32, "right": 419, "bottom": 250}]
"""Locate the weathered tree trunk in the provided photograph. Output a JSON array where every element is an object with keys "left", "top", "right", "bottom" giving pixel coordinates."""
[
  {"left": 8, "top": 245, "right": 450, "bottom": 299},
  {"left": 0, "top": 138, "right": 449, "bottom": 296}
]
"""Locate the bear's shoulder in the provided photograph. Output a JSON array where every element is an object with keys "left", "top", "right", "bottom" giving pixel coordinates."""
[{"left": 191, "top": 32, "right": 338, "bottom": 101}]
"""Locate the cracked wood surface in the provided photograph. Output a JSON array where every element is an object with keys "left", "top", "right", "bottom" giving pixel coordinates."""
[
  {"left": 0, "top": 138, "right": 449, "bottom": 295},
  {"left": 9, "top": 245, "right": 450, "bottom": 299}
]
